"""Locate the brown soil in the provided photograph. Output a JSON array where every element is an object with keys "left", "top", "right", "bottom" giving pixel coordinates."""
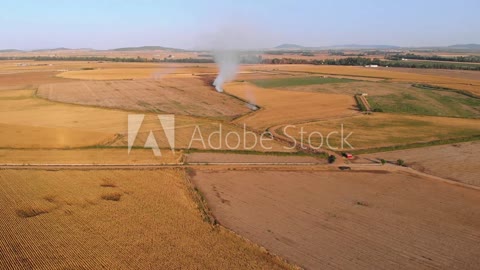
[
  {"left": 361, "top": 141, "right": 480, "bottom": 187},
  {"left": 192, "top": 170, "right": 480, "bottom": 270}
]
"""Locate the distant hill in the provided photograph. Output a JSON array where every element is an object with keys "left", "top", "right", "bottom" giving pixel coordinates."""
[
  {"left": 111, "top": 46, "right": 185, "bottom": 52},
  {"left": 275, "top": 44, "right": 305, "bottom": 49},
  {"left": 31, "top": 47, "right": 73, "bottom": 52},
  {"left": 0, "top": 49, "right": 23, "bottom": 53},
  {"left": 273, "top": 43, "right": 399, "bottom": 50},
  {"left": 448, "top": 44, "right": 480, "bottom": 50},
  {"left": 329, "top": 44, "right": 400, "bottom": 49}
]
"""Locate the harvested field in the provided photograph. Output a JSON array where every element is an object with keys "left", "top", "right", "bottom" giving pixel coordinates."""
[
  {"left": 192, "top": 170, "right": 480, "bottom": 270},
  {"left": 186, "top": 152, "right": 324, "bottom": 164},
  {"left": 0, "top": 149, "right": 182, "bottom": 165},
  {"left": 0, "top": 71, "right": 72, "bottom": 90},
  {"left": 225, "top": 82, "right": 357, "bottom": 130},
  {"left": 57, "top": 64, "right": 218, "bottom": 80},
  {"left": 0, "top": 89, "right": 288, "bottom": 151},
  {"left": 360, "top": 141, "right": 480, "bottom": 187},
  {"left": 38, "top": 78, "right": 251, "bottom": 119},
  {"left": 282, "top": 113, "right": 480, "bottom": 151},
  {"left": 378, "top": 67, "right": 480, "bottom": 81},
  {"left": 0, "top": 169, "right": 292, "bottom": 269}
]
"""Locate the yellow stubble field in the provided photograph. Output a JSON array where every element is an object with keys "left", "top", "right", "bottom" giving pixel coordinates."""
[
  {"left": 225, "top": 81, "right": 358, "bottom": 130},
  {"left": 0, "top": 169, "right": 293, "bottom": 269}
]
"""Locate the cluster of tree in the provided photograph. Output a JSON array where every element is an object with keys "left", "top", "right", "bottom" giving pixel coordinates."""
[
  {"left": 384, "top": 60, "right": 480, "bottom": 70},
  {"left": 264, "top": 50, "right": 315, "bottom": 56},
  {"left": 262, "top": 57, "right": 381, "bottom": 66},
  {"left": 386, "top": 53, "right": 480, "bottom": 63},
  {"left": 328, "top": 51, "right": 366, "bottom": 57},
  {"left": 300, "top": 52, "right": 315, "bottom": 56},
  {"left": 161, "top": 57, "right": 213, "bottom": 63}
]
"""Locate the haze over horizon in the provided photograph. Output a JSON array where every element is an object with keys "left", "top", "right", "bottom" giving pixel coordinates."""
[{"left": 1, "top": 0, "right": 479, "bottom": 50}]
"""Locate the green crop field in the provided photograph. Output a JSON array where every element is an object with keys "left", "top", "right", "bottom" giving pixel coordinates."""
[
  {"left": 250, "top": 76, "right": 355, "bottom": 88},
  {"left": 368, "top": 85, "right": 480, "bottom": 118}
]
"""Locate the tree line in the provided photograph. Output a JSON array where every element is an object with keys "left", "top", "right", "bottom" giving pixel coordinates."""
[
  {"left": 386, "top": 53, "right": 480, "bottom": 63},
  {"left": 2, "top": 55, "right": 479, "bottom": 71},
  {"left": 262, "top": 57, "right": 480, "bottom": 71}
]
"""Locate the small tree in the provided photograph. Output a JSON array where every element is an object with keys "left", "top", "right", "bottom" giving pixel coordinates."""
[
  {"left": 328, "top": 155, "right": 336, "bottom": 164},
  {"left": 397, "top": 159, "right": 405, "bottom": 166},
  {"left": 380, "top": 159, "right": 386, "bottom": 165}
]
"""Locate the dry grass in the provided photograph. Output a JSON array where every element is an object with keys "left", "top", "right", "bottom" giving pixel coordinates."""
[
  {"left": 0, "top": 169, "right": 294, "bottom": 269},
  {"left": 225, "top": 81, "right": 357, "bottom": 130}
]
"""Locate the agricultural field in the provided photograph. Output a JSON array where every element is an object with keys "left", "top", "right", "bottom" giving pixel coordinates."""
[
  {"left": 186, "top": 152, "right": 324, "bottom": 164},
  {"left": 192, "top": 169, "right": 480, "bottom": 270},
  {"left": 38, "top": 78, "right": 251, "bottom": 119},
  {"left": 252, "top": 64, "right": 480, "bottom": 95},
  {"left": 360, "top": 141, "right": 480, "bottom": 187},
  {"left": 250, "top": 76, "right": 355, "bottom": 88},
  {"left": 0, "top": 149, "right": 182, "bottom": 165},
  {"left": 0, "top": 88, "right": 287, "bottom": 151},
  {"left": 1, "top": 58, "right": 480, "bottom": 270},
  {"left": 225, "top": 81, "right": 357, "bottom": 130},
  {"left": 273, "top": 80, "right": 480, "bottom": 118},
  {"left": 0, "top": 169, "right": 292, "bottom": 269},
  {"left": 57, "top": 64, "right": 219, "bottom": 80},
  {"left": 280, "top": 113, "right": 480, "bottom": 151}
]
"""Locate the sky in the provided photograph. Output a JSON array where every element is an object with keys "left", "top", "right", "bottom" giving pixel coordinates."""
[{"left": 1, "top": 0, "right": 479, "bottom": 50}]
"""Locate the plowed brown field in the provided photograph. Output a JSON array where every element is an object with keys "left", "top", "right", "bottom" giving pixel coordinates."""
[
  {"left": 361, "top": 141, "right": 480, "bottom": 187},
  {"left": 192, "top": 170, "right": 480, "bottom": 270}
]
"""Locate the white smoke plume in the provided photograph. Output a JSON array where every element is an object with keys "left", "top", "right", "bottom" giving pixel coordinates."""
[{"left": 213, "top": 50, "right": 239, "bottom": 92}]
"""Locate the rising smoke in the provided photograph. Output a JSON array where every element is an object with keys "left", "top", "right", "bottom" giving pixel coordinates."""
[{"left": 212, "top": 50, "right": 239, "bottom": 92}]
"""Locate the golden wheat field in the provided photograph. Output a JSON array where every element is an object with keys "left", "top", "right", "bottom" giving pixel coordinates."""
[
  {"left": 225, "top": 81, "right": 358, "bottom": 130},
  {"left": 0, "top": 149, "right": 182, "bottom": 165},
  {"left": 0, "top": 88, "right": 288, "bottom": 151},
  {"left": 0, "top": 169, "right": 293, "bottom": 269}
]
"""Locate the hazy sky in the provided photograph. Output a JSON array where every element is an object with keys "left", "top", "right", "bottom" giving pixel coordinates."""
[{"left": 1, "top": 0, "right": 479, "bottom": 50}]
